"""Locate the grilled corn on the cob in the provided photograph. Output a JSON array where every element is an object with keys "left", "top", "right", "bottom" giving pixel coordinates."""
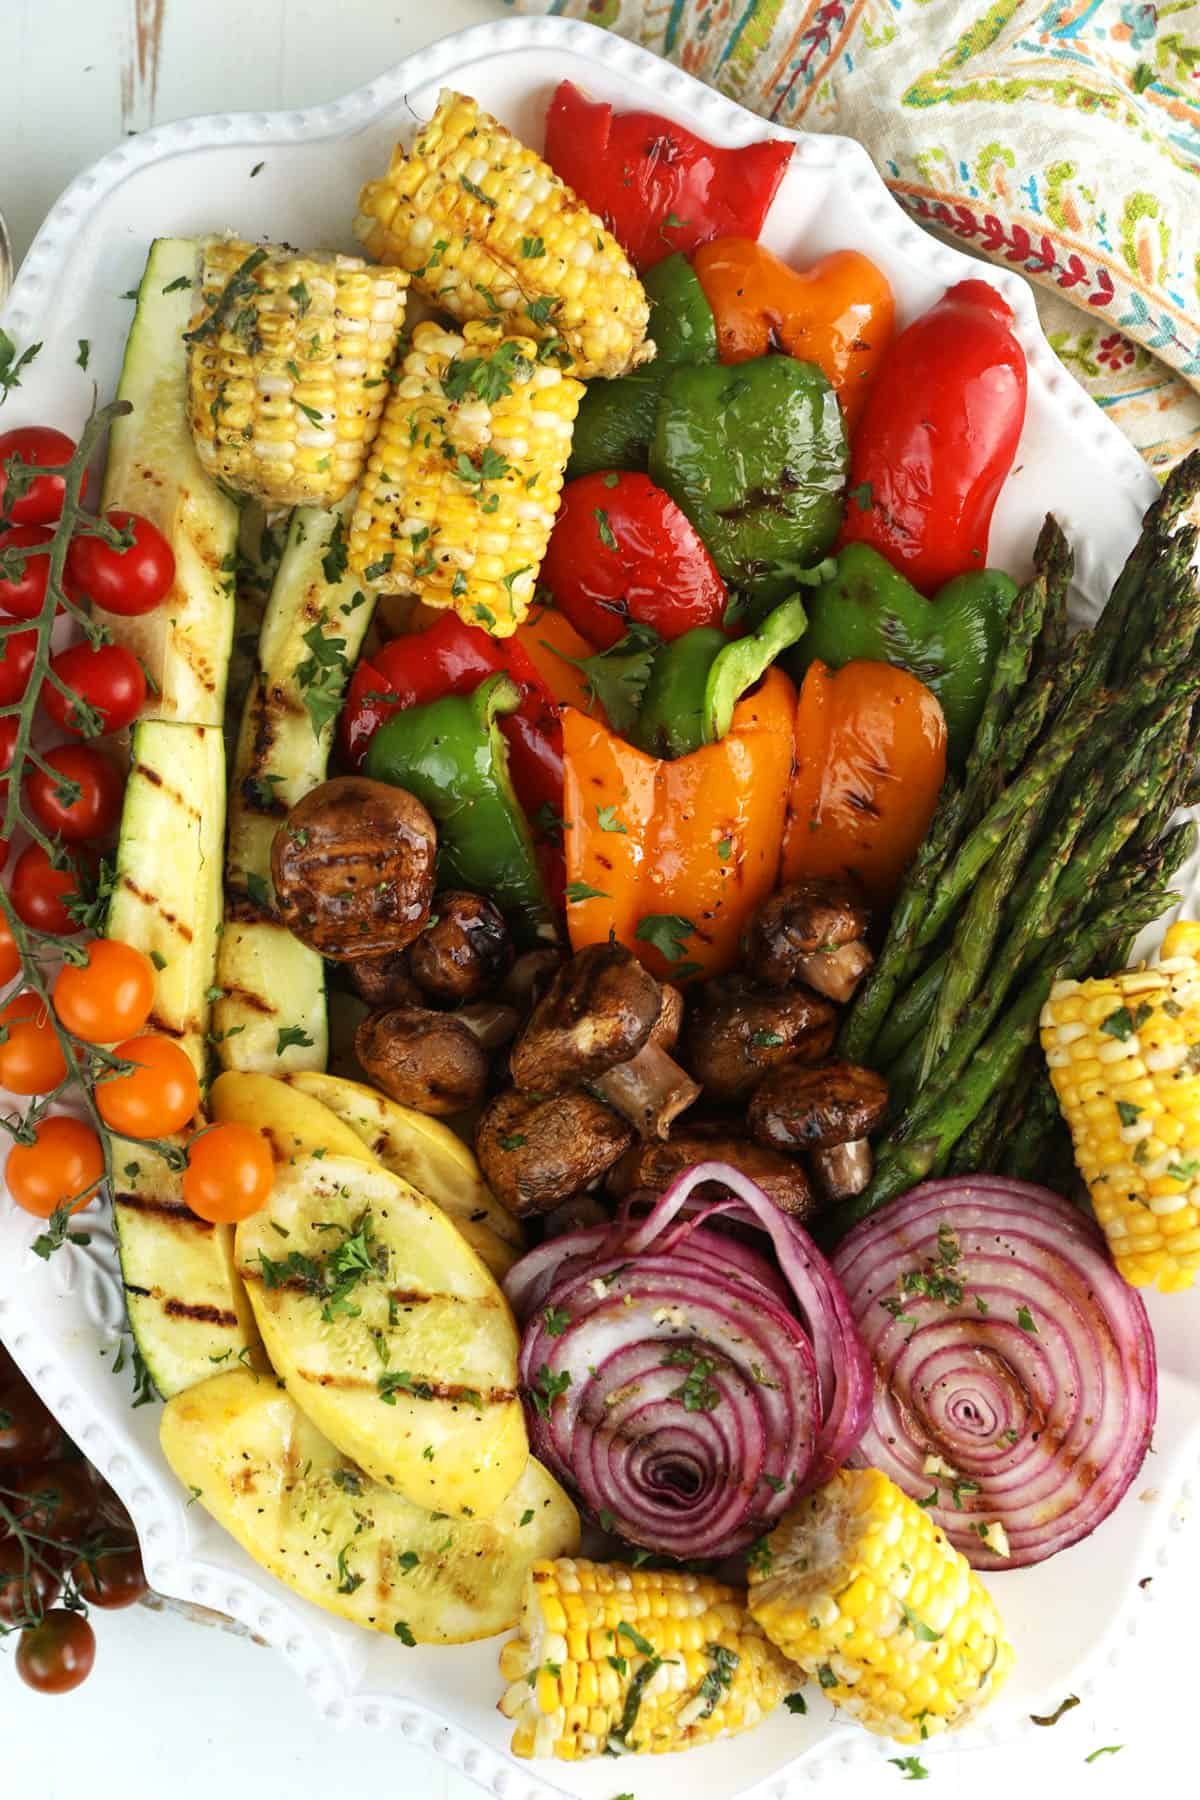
[
  {"left": 749, "top": 1469, "right": 1012, "bottom": 1744},
  {"left": 1040, "top": 918, "right": 1200, "bottom": 1293},
  {"left": 348, "top": 320, "right": 582, "bottom": 634},
  {"left": 355, "top": 89, "right": 652, "bottom": 380},
  {"left": 186, "top": 238, "right": 407, "bottom": 507},
  {"left": 498, "top": 1558, "right": 797, "bottom": 1761}
]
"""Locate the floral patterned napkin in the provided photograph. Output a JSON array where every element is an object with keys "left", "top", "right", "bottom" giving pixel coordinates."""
[{"left": 514, "top": 1, "right": 1200, "bottom": 474}]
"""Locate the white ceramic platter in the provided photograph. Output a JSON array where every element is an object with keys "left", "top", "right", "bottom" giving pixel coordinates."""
[{"left": 0, "top": 15, "right": 1197, "bottom": 1800}]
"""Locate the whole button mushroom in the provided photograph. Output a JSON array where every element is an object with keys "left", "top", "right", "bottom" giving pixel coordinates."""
[
  {"left": 742, "top": 879, "right": 874, "bottom": 1003},
  {"left": 607, "top": 1126, "right": 818, "bottom": 1221},
  {"left": 409, "top": 891, "right": 514, "bottom": 1005},
  {"left": 681, "top": 973, "right": 837, "bottom": 1104},
  {"left": 354, "top": 1008, "right": 492, "bottom": 1116},
  {"left": 348, "top": 950, "right": 423, "bottom": 1011},
  {"left": 748, "top": 1059, "right": 889, "bottom": 1199},
  {"left": 475, "top": 1088, "right": 634, "bottom": 1216},
  {"left": 509, "top": 943, "right": 700, "bottom": 1140},
  {"left": 271, "top": 777, "right": 436, "bottom": 960}
]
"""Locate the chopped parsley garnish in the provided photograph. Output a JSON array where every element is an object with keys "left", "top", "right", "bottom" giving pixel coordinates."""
[
  {"left": 459, "top": 175, "right": 496, "bottom": 209},
  {"left": 294, "top": 618, "right": 350, "bottom": 737},
  {"left": 1100, "top": 1002, "right": 1152, "bottom": 1041},
  {"left": 1016, "top": 1305, "right": 1038, "bottom": 1333},
  {"left": 635, "top": 913, "right": 697, "bottom": 966},
  {"left": 695, "top": 1643, "right": 740, "bottom": 1718},
  {"left": 594, "top": 507, "right": 619, "bottom": 551},
  {"left": 751, "top": 1029, "right": 785, "bottom": 1048},
  {"left": 849, "top": 481, "right": 873, "bottom": 511},
  {"left": 378, "top": 1370, "right": 435, "bottom": 1405},
  {"left": 393, "top": 1621, "right": 416, "bottom": 1645},
  {"left": 276, "top": 1025, "right": 314, "bottom": 1054},
  {"left": 888, "top": 1756, "right": 929, "bottom": 1781},
  {"left": 322, "top": 518, "right": 349, "bottom": 584},
  {"left": 784, "top": 1691, "right": 808, "bottom": 1714},
  {"left": 257, "top": 1211, "right": 387, "bottom": 1325},
  {"left": 543, "top": 1305, "right": 571, "bottom": 1336},
  {"left": 660, "top": 1346, "right": 720, "bottom": 1412},
  {"left": 531, "top": 1364, "right": 571, "bottom": 1417},
  {"left": 816, "top": 1663, "right": 838, "bottom": 1689},
  {"left": 336, "top": 1545, "right": 363, "bottom": 1594},
  {"left": 616, "top": 1620, "right": 656, "bottom": 1657},
  {"left": 899, "top": 1601, "right": 941, "bottom": 1643},
  {"left": 596, "top": 804, "right": 626, "bottom": 834},
  {"left": 565, "top": 881, "right": 609, "bottom": 903}
]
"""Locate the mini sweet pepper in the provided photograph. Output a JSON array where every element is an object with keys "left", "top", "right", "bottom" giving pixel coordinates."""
[
  {"left": 792, "top": 544, "right": 1017, "bottom": 765},
  {"left": 562, "top": 667, "right": 798, "bottom": 982}
]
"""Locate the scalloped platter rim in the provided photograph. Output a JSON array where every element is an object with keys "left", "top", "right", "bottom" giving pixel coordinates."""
[{"left": 0, "top": 16, "right": 1198, "bottom": 1800}]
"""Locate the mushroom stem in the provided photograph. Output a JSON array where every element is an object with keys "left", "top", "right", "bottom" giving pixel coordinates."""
[
  {"left": 794, "top": 941, "right": 874, "bottom": 1005},
  {"left": 812, "top": 1138, "right": 873, "bottom": 1200},
  {"left": 589, "top": 1042, "right": 701, "bottom": 1141},
  {"left": 456, "top": 1002, "right": 521, "bottom": 1051}
]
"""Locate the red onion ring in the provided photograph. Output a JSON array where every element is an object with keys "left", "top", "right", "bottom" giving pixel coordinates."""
[
  {"left": 832, "top": 1177, "right": 1157, "bottom": 1569},
  {"left": 504, "top": 1161, "right": 872, "bottom": 1558}
]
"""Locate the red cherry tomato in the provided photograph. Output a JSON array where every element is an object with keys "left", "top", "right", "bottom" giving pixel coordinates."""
[
  {"left": 71, "top": 1545, "right": 147, "bottom": 1611},
  {"left": 0, "top": 1380, "right": 62, "bottom": 1466},
  {"left": 53, "top": 940, "right": 156, "bottom": 1042},
  {"left": 0, "top": 525, "right": 57, "bottom": 620},
  {"left": 66, "top": 511, "right": 175, "bottom": 617},
  {"left": 0, "top": 625, "right": 37, "bottom": 705},
  {"left": 97, "top": 1034, "right": 200, "bottom": 1138},
  {"left": 10, "top": 843, "right": 97, "bottom": 935},
  {"left": 0, "top": 992, "right": 68, "bottom": 1094},
  {"left": 0, "top": 427, "right": 80, "bottom": 526},
  {"left": 6, "top": 1116, "right": 105, "bottom": 1220},
  {"left": 540, "top": 472, "right": 729, "bottom": 649},
  {"left": 0, "top": 1538, "right": 62, "bottom": 1627},
  {"left": 9, "top": 1461, "right": 98, "bottom": 1538},
  {"left": 16, "top": 1609, "right": 96, "bottom": 1694},
  {"left": 42, "top": 642, "right": 146, "bottom": 736},
  {"left": 182, "top": 1123, "right": 274, "bottom": 1224},
  {"left": 0, "top": 913, "right": 20, "bottom": 985},
  {"left": 26, "top": 744, "right": 125, "bottom": 843}
]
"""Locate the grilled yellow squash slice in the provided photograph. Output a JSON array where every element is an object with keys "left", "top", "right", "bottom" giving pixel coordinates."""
[
  {"left": 210, "top": 1070, "right": 377, "bottom": 1168},
  {"left": 235, "top": 1152, "right": 526, "bottom": 1517},
  {"left": 283, "top": 1070, "right": 523, "bottom": 1269},
  {"left": 161, "top": 1372, "right": 577, "bottom": 1642}
]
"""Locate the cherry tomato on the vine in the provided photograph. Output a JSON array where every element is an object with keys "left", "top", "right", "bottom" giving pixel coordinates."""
[
  {"left": 71, "top": 1545, "right": 147, "bottom": 1611},
  {"left": 10, "top": 843, "right": 96, "bottom": 936},
  {"left": 42, "top": 641, "right": 146, "bottom": 737},
  {"left": 53, "top": 940, "right": 155, "bottom": 1043},
  {"left": 66, "top": 511, "right": 175, "bottom": 617},
  {"left": 0, "top": 1379, "right": 61, "bottom": 1466},
  {"left": 0, "top": 1538, "right": 61, "bottom": 1627},
  {"left": 16, "top": 1608, "right": 96, "bottom": 1694},
  {"left": 8, "top": 1461, "right": 98, "bottom": 1539},
  {"left": 0, "top": 625, "right": 37, "bottom": 706},
  {"left": 97, "top": 1034, "right": 200, "bottom": 1138},
  {"left": 27, "top": 744, "right": 124, "bottom": 844},
  {"left": 0, "top": 427, "right": 81, "bottom": 527},
  {"left": 182, "top": 1123, "right": 274, "bottom": 1224},
  {"left": 6, "top": 1116, "right": 105, "bottom": 1220},
  {"left": 0, "top": 992, "right": 67, "bottom": 1094},
  {"left": 0, "top": 913, "right": 19, "bottom": 985},
  {"left": 0, "top": 524, "right": 81, "bottom": 622}
]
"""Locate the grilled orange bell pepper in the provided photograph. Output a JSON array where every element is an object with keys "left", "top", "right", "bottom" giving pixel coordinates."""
[
  {"left": 563, "top": 667, "right": 797, "bottom": 982},
  {"left": 691, "top": 239, "right": 894, "bottom": 433},
  {"left": 782, "top": 659, "right": 946, "bottom": 906},
  {"left": 513, "top": 603, "right": 605, "bottom": 722}
]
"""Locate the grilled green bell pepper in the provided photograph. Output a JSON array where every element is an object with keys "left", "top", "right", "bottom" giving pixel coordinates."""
[
  {"left": 363, "top": 673, "right": 554, "bottom": 945},
  {"left": 632, "top": 594, "right": 809, "bottom": 761},
  {"left": 704, "top": 593, "right": 808, "bottom": 744},
  {"left": 567, "top": 253, "right": 718, "bottom": 480},
  {"left": 649, "top": 356, "right": 848, "bottom": 612},
  {"left": 790, "top": 543, "right": 1018, "bottom": 765}
]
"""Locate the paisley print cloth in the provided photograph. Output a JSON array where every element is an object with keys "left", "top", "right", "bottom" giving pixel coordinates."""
[{"left": 514, "top": 1, "right": 1200, "bottom": 473}]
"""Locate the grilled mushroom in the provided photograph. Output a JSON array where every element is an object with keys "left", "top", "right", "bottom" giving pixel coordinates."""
[
  {"left": 748, "top": 1060, "right": 889, "bottom": 1199},
  {"left": 608, "top": 1126, "right": 818, "bottom": 1221},
  {"left": 681, "top": 974, "right": 837, "bottom": 1104},
  {"left": 354, "top": 1006, "right": 495, "bottom": 1115},
  {"left": 475, "top": 1088, "right": 634, "bottom": 1216},
  {"left": 271, "top": 777, "right": 436, "bottom": 960},
  {"left": 409, "top": 891, "right": 513, "bottom": 1005},
  {"left": 347, "top": 950, "right": 423, "bottom": 1011},
  {"left": 501, "top": 948, "right": 564, "bottom": 1016},
  {"left": 510, "top": 944, "right": 699, "bottom": 1140},
  {"left": 743, "top": 880, "right": 873, "bottom": 1003}
]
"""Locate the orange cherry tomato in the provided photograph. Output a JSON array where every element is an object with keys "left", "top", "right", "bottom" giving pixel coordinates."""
[
  {"left": 691, "top": 239, "right": 895, "bottom": 433},
  {"left": 53, "top": 940, "right": 156, "bottom": 1043},
  {"left": 0, "top": 912, "right": 19, "bottom": 986},
  {"left": 0, "top": 992, "right": 67, "bottom": 1095},
  {"left": 182, "top": 1123, "right": 274, "bottom": 1224},
  {"left": 6, "top": 1116, "right": 104, "bottom": 1219},
  {"left": 96, "top": 1034, "right": 200, "bottom": 1138}
]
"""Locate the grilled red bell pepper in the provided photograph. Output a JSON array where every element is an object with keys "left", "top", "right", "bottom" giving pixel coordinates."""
[
  {"left": 839, "top": 279, "right": 1027, "bottom": 595},
  {"left": 539, "top": 471, "right": 728, "bottom": 650},
  {"left": 544, "top": 81, "right": 792, "bottom": 273},
  {"left": 340, "top": 614, "right": 565, "bottom": 898}
]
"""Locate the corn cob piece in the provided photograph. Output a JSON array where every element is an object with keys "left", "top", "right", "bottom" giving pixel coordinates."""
[
  {"left": 349, "top": 320, "right": 582, "bottom": 635},
  {"left": 186, "top": 238, "right": 407, "bottom": 507},
  {"left": 498, "top": 1558, "right": 797, "bottom": 1761},
  {"left": 749, "top": 1469, "right": 1012, "bottom": 1745},
  {"left": 1039, "top": 918, "right": 1200, "bottom": 1293},
  {"left": 355, "top": 89, "right": 652, "bottom": 380}
]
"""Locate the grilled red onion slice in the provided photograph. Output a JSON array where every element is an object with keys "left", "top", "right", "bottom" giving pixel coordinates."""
[
  {"left": 504, "top": 1161, "right": 871, "bottom": 1558},
  {"left": 832, "top": 1177, "right": 1157, "bottom": 1569}
]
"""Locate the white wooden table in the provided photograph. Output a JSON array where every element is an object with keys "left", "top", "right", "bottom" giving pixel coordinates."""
[{"left": 1, "top": 4, "right": 1195, "bottom": 1796}]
